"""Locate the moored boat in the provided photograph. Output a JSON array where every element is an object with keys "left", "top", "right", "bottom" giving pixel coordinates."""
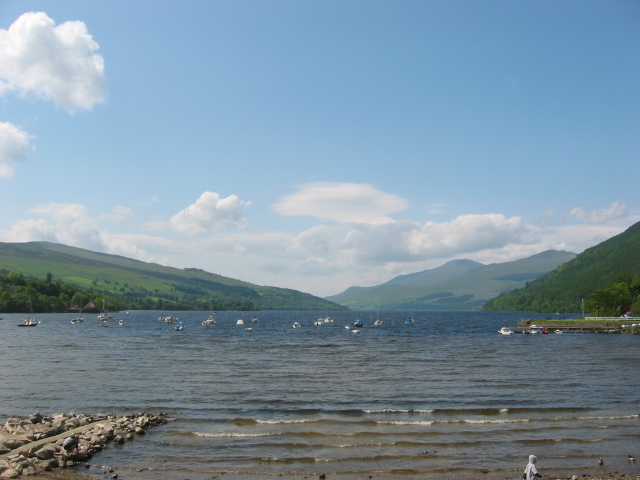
[
  {"left": 499, "top": 327, "right": 514, "bottom": 335},
  {"left": 17, "top": 317, "right": 39, "bottom": 327}
]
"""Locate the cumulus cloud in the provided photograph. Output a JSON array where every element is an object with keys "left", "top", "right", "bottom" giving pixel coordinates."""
[
  {"left": 0, "top": 12, "right": 107, "bottom": 112},
  {"left": 273, "top": 182, "right": 408, "bottom": 223},
  {"left": 405, "top": 214, "right": 525, "bottom": 257},
  {"left": 169, "top": 192, "right": 250, "bottom": 235},
  {"left": 26, "top": 202, "right": 105, "bottom": 250},
  {"left": 0, "top": 122, "right": 33, "bottom": 179},
  {"left": 295, "top": 213, "right": 526, "bottom": 265},
  {"left": 101, "top": 205, "right": 136, "bottom": 226},
  {"left": 567, "top": 200, "right": 629, "bottom": 224}
]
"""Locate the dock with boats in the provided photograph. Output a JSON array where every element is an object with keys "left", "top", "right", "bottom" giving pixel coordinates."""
[{"left": 515, "top": 317, "right": 640, "bottom": 334}]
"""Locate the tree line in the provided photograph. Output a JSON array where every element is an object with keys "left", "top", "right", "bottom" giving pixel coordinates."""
[
  {"left": 585, "top": 273, "right": 640, "bottom": 317},
  {"left": 0, "top": 270, "right": 259, "bottom": 313}
]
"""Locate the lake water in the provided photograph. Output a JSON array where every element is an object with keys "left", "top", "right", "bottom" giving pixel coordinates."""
[{"left": 1, "top": 310, "right": 639, "bottom": 480}]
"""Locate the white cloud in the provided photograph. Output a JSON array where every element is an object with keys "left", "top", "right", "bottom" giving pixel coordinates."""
[
  {"left": 0, "top": 122, "right": 33, "bottom": 179},
  {"left": 22, "top": 202, "right": 105, "bottom": 251},
  {"left": 169, "top": 192, "right": 250, "bottom": 235},
  {"left": 567, "top": 200, "right": 629, "bottom": 224},
  {"left": 406, "top": 214, "right": 525, "bottom": 257},
  {"left": 294, "top": 213, "right": 526, "bottom": 265},
  {"left": 273, "top": 182, "right": 408, "bottom": 223},
  {"left": 101, "top": 205, "right": 136, "bottom": 226},
  {"left": 0, "top": 12, "right": 107, "bottom": 112}
]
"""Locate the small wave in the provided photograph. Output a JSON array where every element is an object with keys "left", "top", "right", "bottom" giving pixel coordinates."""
[
  {"left": 194, "top": 431, "right": 273, "bottom": 437},
  {"left": 378, "top": 420, "right": 434, "bottom": 425}
]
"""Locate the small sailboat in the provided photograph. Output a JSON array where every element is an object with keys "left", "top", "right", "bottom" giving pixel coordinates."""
[
  {"left": 158, "top": 298, "right": 166, "bottom": 321},
  {"left": 17, "top": 317, "right": 39, "bottom": 327},
  {"left": 17, "top": 300, "right": 39, "bottom": 326},
  {"left": 374, "top": 307, "right": 382, "bottom": 325},
  {"left": 319, "top": 300, "right": 333, "bottom": 323},
  {"left": 202, "top": 298, "right": 216, "bottom": 326}
]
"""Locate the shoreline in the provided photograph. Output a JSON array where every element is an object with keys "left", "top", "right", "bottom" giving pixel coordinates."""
[
  {"left": 2, "top": 413, "right": 637, "bottom": 480},
  {"left": 0, "top": 412, "right": 167, "bottom": 479}
]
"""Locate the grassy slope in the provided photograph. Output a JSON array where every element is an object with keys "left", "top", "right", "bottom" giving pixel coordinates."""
[{"left": 0, "top": 241, "right": 346, "bottom": 311}]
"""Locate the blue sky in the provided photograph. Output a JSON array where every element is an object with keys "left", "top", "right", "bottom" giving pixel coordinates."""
[{"left": 1, "top": 1, "right": 638, "bottom": 297}]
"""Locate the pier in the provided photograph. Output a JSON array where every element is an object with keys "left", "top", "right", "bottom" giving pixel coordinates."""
[{"left": 515, "top": 317, "right": 639, "bottom": 333}]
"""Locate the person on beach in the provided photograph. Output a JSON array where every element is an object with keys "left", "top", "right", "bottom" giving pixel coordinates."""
[
  {"left": 523, "top": 455, "right": 544, "bottom": 480},
  {"left": 62, "top": 434, "right": 79, "bottom": 453}
]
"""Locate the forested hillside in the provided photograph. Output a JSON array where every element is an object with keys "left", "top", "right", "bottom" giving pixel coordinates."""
[
  {"left": 326, "top": 251, "right": 575, "bottom": 311},
  {"left": 483, "top": 221, "right": 640, "bottom": 313},
  {"left": 0, "top": 241, "right": 347, "bottom": 313}
]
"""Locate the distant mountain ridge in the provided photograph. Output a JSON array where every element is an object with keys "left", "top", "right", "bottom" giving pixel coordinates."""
[
  {"left": 484, "top": 221, "right": 640, "bottom": 313},
  {"left": 0, "top": 241, "right": 347, "bottom": 311},
  {"left": 326, "top": 250, "right": 576, "bottom": 311}
]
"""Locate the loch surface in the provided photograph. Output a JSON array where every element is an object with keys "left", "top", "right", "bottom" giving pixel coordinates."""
[{"left": 1, "top": 310, "right": 638, "bottom": 480}]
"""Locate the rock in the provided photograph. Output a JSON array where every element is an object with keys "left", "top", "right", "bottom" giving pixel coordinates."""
[
  {"left": 28, "top": 414, "right": 43, "bottom": 425},
  {"left": 34, "top": 445, "right": 57, "bottom": 460},
  {"left": 0, "top": 468, "right": 20, "bottom": 479}
]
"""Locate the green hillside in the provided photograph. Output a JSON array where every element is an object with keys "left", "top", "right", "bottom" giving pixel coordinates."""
[
  {"left": 483, "top": 221, "right": 640, "bottom": 313},
  {"left": 0, "top": 241, "right": 347, "bottom": 312},
  {"left": 326, "top": 250, "right": 575, "bottom": 311}
]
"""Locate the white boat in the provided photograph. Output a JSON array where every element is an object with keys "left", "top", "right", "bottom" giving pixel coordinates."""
[
  {"left": 202, "top": 299, "right": 217, "bottom": 326},
  {"left": 499, "top": 327, "right": 514, "bottom": 335},
  {"left": 351, "top": 328, "right": 361, "bottom": 334},
  {"left": 244, "top": 327, "right": 253, "bottom": 332},
  {"left": 236, "top": 319, "right": 245, "bottom": 325},
  {"left": 71, "top": 316, "right": 85, "bottom": 324},
  {"left": 554, "top": 329, "right": 564, "bottom": 334},
  {"left": 98, "top": 320, "right": 108, "bottom": 327},
  {"left": 202, "top": 315, "right": 216, "bottom": 326},
  {"left": 118, "top": 319, "right": 126, "bottom": 325},
  {"left": 165, "top": 316, "right": 174, "bottom": 324},
  {"left": 17, "top": 317, "right": 39, "bottom": 327},
  {"left": 293, "top": 321, "right": 301, "bottom": 328},
  {"left": 18, "top": 300, "right": 39, "bottom": 326},
  {"left": 319, "top": 300, "right": 333, "bottom": 323}
]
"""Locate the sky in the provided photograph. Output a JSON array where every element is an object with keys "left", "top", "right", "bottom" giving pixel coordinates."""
[{"left": 0, "top": 1, "right": 638, "bottom": 298}]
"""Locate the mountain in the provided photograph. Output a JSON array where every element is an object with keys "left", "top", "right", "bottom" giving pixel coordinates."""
[
  {"left": 483, "top": 221, "right": 640, "bottom": 313},
  {"left": 0, "top": 241, "right": 347, "bottom": 311},
  {"left": 326, "top": 250, "right": 576, "bottom": 311}
]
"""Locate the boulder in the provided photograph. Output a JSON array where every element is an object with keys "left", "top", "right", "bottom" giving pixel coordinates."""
[
  {"left": 0, "top": 468, "right": 20, "bottom": 479},
  {"left": 0, "top": 433, "right": 29, "bottom": 450},
  {"left": 28, "top": 414, "right": 43, "bottom": 425},
  {"left": 34, "top": 445, "right": 57, "bottom": 460}
]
